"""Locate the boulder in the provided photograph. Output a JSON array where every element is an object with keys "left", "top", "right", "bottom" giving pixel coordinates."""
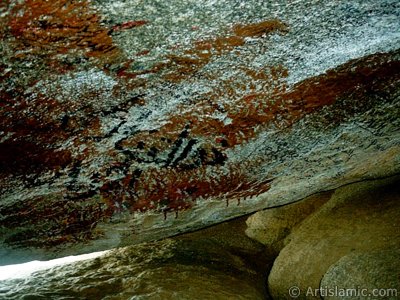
[
  {"left": 245, "top": 192, "right": 331, "bottom": 253},
  {"left": 321, "top": 249, "right": 400, "bottom": 300},
  {"left": 268, "top": 176, "right": 400, "bottom": 299}
]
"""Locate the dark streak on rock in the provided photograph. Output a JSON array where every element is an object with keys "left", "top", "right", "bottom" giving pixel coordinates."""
[
  {"left": 172, "top": 139, "right": 198, "bottom": 167},
  {"left": 164, "top": 127, "right": 190, "bottom": 167}
]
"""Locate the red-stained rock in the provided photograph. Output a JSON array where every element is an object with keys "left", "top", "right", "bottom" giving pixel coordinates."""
[{"left": 0, "top": 0, "right": 399, "bottom": 263}]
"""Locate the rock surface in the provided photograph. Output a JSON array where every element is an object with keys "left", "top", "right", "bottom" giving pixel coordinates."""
[
  {"left": 0, "top": 217, "right": 270, "bottom": 300},
  {"left": 321, "top": 249, "right": 400, "bottom": 300},
  {"left": 0, "top": 0, "right": 400, "bottom": 262},
  {"left": 268, "top": 176, "right": 400, "bottom": 299},
  {"left": 245, "top": 192, "right": 331, "bottom": 253}
]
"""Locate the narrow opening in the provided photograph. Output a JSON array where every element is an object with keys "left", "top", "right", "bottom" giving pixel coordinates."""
[{"left": 0, "top": 251, "right": 109, "bottom": 281}]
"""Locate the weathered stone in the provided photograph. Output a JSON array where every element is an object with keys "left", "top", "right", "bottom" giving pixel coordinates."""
[
  {"left": 321, "top": 249, "right": 400, "bottom": 300},
  {"left": 245, "top": 192, "right": 331, "bottom": 253},
  {"left": 268, "top": 176, "right": 400, "bottom": 299},
  {"left": 0, "top": 0, "right": 399, "bottom": 263},
  {"left": 0, "top": 217, "right": 270, "bottom": 300}
]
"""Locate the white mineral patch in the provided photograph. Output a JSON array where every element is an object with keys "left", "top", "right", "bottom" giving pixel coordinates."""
[{"left": 34, "top": 69, "right": 117, "bottom": 103}]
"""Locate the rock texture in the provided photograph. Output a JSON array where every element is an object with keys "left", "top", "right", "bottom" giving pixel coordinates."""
[
  {"left": 268, "top": 176, "right": 400, "bottom": 299},
  {"left": 321, "top": 249, "right": 400, "bottom": 300},
  {"left": 1, "top": 0, "right": 400, "bottom": 262},
  {"left": 0, "top": 217, "right": 270, "bottom": 300},
  {"left": 245, "top": 192, "right": 331, "bottom": 253}
]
